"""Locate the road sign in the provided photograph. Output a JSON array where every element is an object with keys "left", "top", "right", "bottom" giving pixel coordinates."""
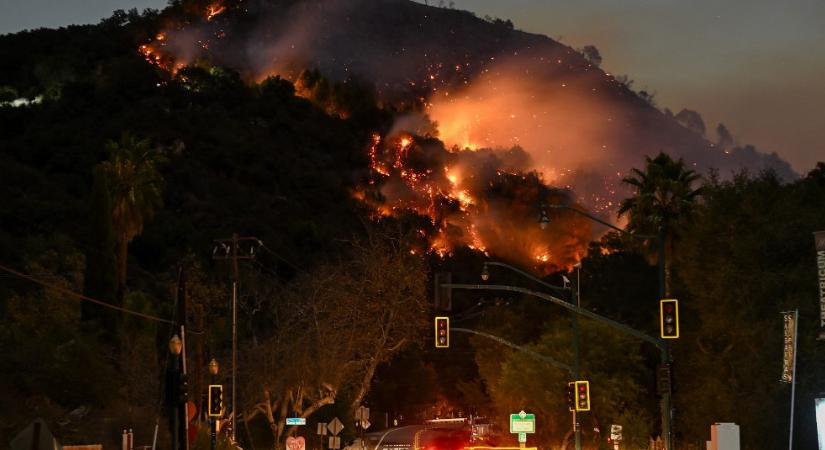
[
  {"left": 610, "top": 424, "right": 623, "bottom": 442},
  {"left": 286, "top": 436, "right": 305, "bottom": 450},
  {"left": 356, "top": 406, "right": 370, "bottom": 423},
  {"left": 517, "top": 433, "right": 527, "bottom": 443},
  {"left": 360, "top": 419, "right": 371, "bottom": 430},
  {"left": 327, "top": 417, "right": 344, "bottom": 436},
  {"left": 328, "top": 437, "right": 341, "bottom": 450},
  {"left": 317, "top": 423, "right": 327, "bottom": 436},
  {"left": 285, "top": 418, "right": 306, "bottom": 426},
  {"left": 509, "top": 410, "right": 536, "bottom": 434}
]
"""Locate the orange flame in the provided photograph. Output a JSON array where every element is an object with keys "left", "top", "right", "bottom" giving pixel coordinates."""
[{"left": 206, "top": 2, "right": 227, "bottom": 21}]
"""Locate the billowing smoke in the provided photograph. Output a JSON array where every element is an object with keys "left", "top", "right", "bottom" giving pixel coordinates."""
[{"left": 140, "top": 0, "right": 797, "bottom": 268}]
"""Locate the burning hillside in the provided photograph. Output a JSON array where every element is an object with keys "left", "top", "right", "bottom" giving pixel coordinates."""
[
  {"left": 134, "top": 0, "right": 795, "bottom": 269},
  {"left": 359, "top": 131, "right": 592, "bottom": 272}
]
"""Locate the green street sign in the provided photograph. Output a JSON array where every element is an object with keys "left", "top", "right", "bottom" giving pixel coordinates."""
[
  {"left": 518, "top": 433, "right": 527, "bottom": 443},
  {"left": 509, "top": 410, "right": 536, "bottom": 434}
]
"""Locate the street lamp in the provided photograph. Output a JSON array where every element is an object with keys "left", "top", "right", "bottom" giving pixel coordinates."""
[
  {"left": 480, "top": 263, "right": 490, "bottom": 281},
  {"left": 209, "top": 358, "right": 219, "bottom": 376},
  {"left": 169, "top": 335, "right": 183, "bottom": 356}
]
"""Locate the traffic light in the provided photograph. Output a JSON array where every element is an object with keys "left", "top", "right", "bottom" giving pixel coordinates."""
[
  {"left": 566, "top": 382, "right": 576, "bottom": 411},
  {"left": 660, "top": 299, "right": 679, "bottom": 339},
  {"left": 435, "top": 316, "right": 449, "bottom": 348},
  {"left": 574, "top": 380, "right": 590, "bottom": 412},
  {"left": 179, "top": 373, "right": 189, "bottom": 404},
  {"left": 208, "top": 384, "right": 223, "bottom": 417}
]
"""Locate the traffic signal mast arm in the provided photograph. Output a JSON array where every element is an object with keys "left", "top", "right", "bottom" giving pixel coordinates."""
[
  {"left": 547, "top": 204, "right": 658, "bottom": 241},
  {"left": 483, "top": 261, "right": 569, "bottom": 295},
  {"left": 450, "top": 327, "right": 573, "bottom": 374},
  {"left": 442, "top": 283, "right": 666, "bottom": 351}
]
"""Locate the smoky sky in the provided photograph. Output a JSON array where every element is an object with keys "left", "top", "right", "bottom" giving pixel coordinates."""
[
  {"left": 431, "top": 0, "right": 825, "bottom": 173},
  {"left": 2, "top": 0, "right": 822, "bottom": 172}
]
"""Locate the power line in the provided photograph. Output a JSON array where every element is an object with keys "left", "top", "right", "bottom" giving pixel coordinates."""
[
  {"left": 257, "top": 242, "right": 306, "bottom": 274},
  {"left": 0, "top": 262, "right": 175, "bottom": 325}
]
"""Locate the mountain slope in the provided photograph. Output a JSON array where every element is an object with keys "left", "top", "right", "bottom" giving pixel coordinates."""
[{"left": 145, "top": 0, "right": 795, "bottom": 207}]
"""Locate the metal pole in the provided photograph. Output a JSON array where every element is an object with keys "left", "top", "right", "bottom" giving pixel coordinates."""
[
  {"left": 151, "top": 420, "right": 159, "bottom": 450},
  {"left": 178, "top": 268, "right": 190, "bottom": 450},
  {"left": 231, "top": 234, "right": 239, "bottom": 443},
  {"left": 171, "top": 355, "right": 180, "bottom": 450},
  {"left": 181, "top": 324, "right": 190, "bottom": 450},
  {"left": 658, "top": 231, "right": 673, "bottom": 450},
  {"left": 788, "top": 309, "right": 799, "bottom": 450},
  {"left": 572, "top": 267, "right": 581, "bottom": 450},
  {"left": 211, "top": 372, "right": 218, "bottom": 450}
]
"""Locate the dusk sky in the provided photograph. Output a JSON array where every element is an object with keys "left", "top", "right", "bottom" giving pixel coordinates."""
[{"left": 2, "top": 0, "right": 823, "bottom": 172}]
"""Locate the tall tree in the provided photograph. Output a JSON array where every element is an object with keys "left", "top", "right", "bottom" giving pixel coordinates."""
[
  {"left": 242, "top": 236, "right": 428, "bottom": 445},
  {"left": 618, "top": 152, "right": 702, "bottom": 295},
  {"left": 97, "top": 132, "right": 166, "bottom": 304}
]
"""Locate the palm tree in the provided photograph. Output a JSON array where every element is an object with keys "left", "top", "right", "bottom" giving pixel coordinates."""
[
  {"left": 618, "top": 152, "right": 702, "bottom": 295},
  {"left": 98, "top": 132, "right": 166, "bottom": 303}
]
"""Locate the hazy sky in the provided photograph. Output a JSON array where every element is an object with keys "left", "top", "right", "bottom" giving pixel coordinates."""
[{"left": 2, "top": 0, "right": 823, "bottom": 172}]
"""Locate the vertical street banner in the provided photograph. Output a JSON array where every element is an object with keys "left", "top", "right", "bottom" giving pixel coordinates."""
[
  {"left": 816, "top": 231, "right": 825, "bottom": 340},
  {"left": 781, "top": 311, "right": 797, "bottom": 383}
]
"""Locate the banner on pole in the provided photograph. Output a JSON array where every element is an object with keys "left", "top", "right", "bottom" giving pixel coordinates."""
[
  {"left": 815, "top": 231, "right": 825, "bottom": 340},
  {"left": 781, "top": 311, "right": 797, "bottom": 383}
]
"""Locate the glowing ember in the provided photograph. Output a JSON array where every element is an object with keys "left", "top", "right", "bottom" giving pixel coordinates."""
[{"left": 206, "top": 2, "right": 227, "bottom": 21}]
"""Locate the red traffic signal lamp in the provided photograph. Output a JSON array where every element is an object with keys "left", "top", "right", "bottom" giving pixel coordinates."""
[
  {"left": 660, "top": 299, "right": 680, "bottom": 339},
  {"left": 435, "top": 316, "right": 450, "bottom": 348},
  {"left": 208, "top": 384, "right": 223, "bottom": 417},
  {"left": 574, "top": 380, "right": 590, "bottom": 411}
]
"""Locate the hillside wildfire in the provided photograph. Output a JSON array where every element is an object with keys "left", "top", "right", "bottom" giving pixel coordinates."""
[{"left": 134, "top": 0, "right": 795, "bottom": 270}]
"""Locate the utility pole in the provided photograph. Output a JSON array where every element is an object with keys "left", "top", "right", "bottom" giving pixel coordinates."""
[
  {"left": 213, "top": 234, "right": 259, "bottom": 442},
  {"left": 178, "top": 267, "right": 190, "bottom": 450},
  {"left": 195, "top": 303, "right": 205, "bottom": 424}
]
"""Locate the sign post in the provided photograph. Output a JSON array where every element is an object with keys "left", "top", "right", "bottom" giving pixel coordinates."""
[
  {"left": 327, "top": 418, "right": 343, "bottom": 450},
  {"left": 610, "top": 424, "right": 623, "bottom": 449},
  {"left": 509, "top": 411, "right": 535, "bottom": 448},
  {"left": 815, "top": 231, "right": 825, "bottom": 340},
  {"left": 781, "top": 310, "right": 799, "bottom": 450}
]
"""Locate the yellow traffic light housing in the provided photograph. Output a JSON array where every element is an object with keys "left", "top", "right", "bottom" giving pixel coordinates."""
[
  {"left": 574, "top": 380, "right": 590, "bottom": 412},
  {"left": 435, "top": 316, "right": 450, "bottom": 348},
  {"left": 660, "top": 299, "right": 680, "bottom": 339},
  {"left": 208, "top": 384, "right": 223, "bottom": 417}
]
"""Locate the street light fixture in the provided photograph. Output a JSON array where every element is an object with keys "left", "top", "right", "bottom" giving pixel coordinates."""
[
  {"left": 169, "top": 335, "right": 183, "bottom": 355},
  {"left": 480, "top": 263, "right": 490, "bottom": 281},
  {"left": 209, "top": 358, "right": 219, "bottom": 376}
]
